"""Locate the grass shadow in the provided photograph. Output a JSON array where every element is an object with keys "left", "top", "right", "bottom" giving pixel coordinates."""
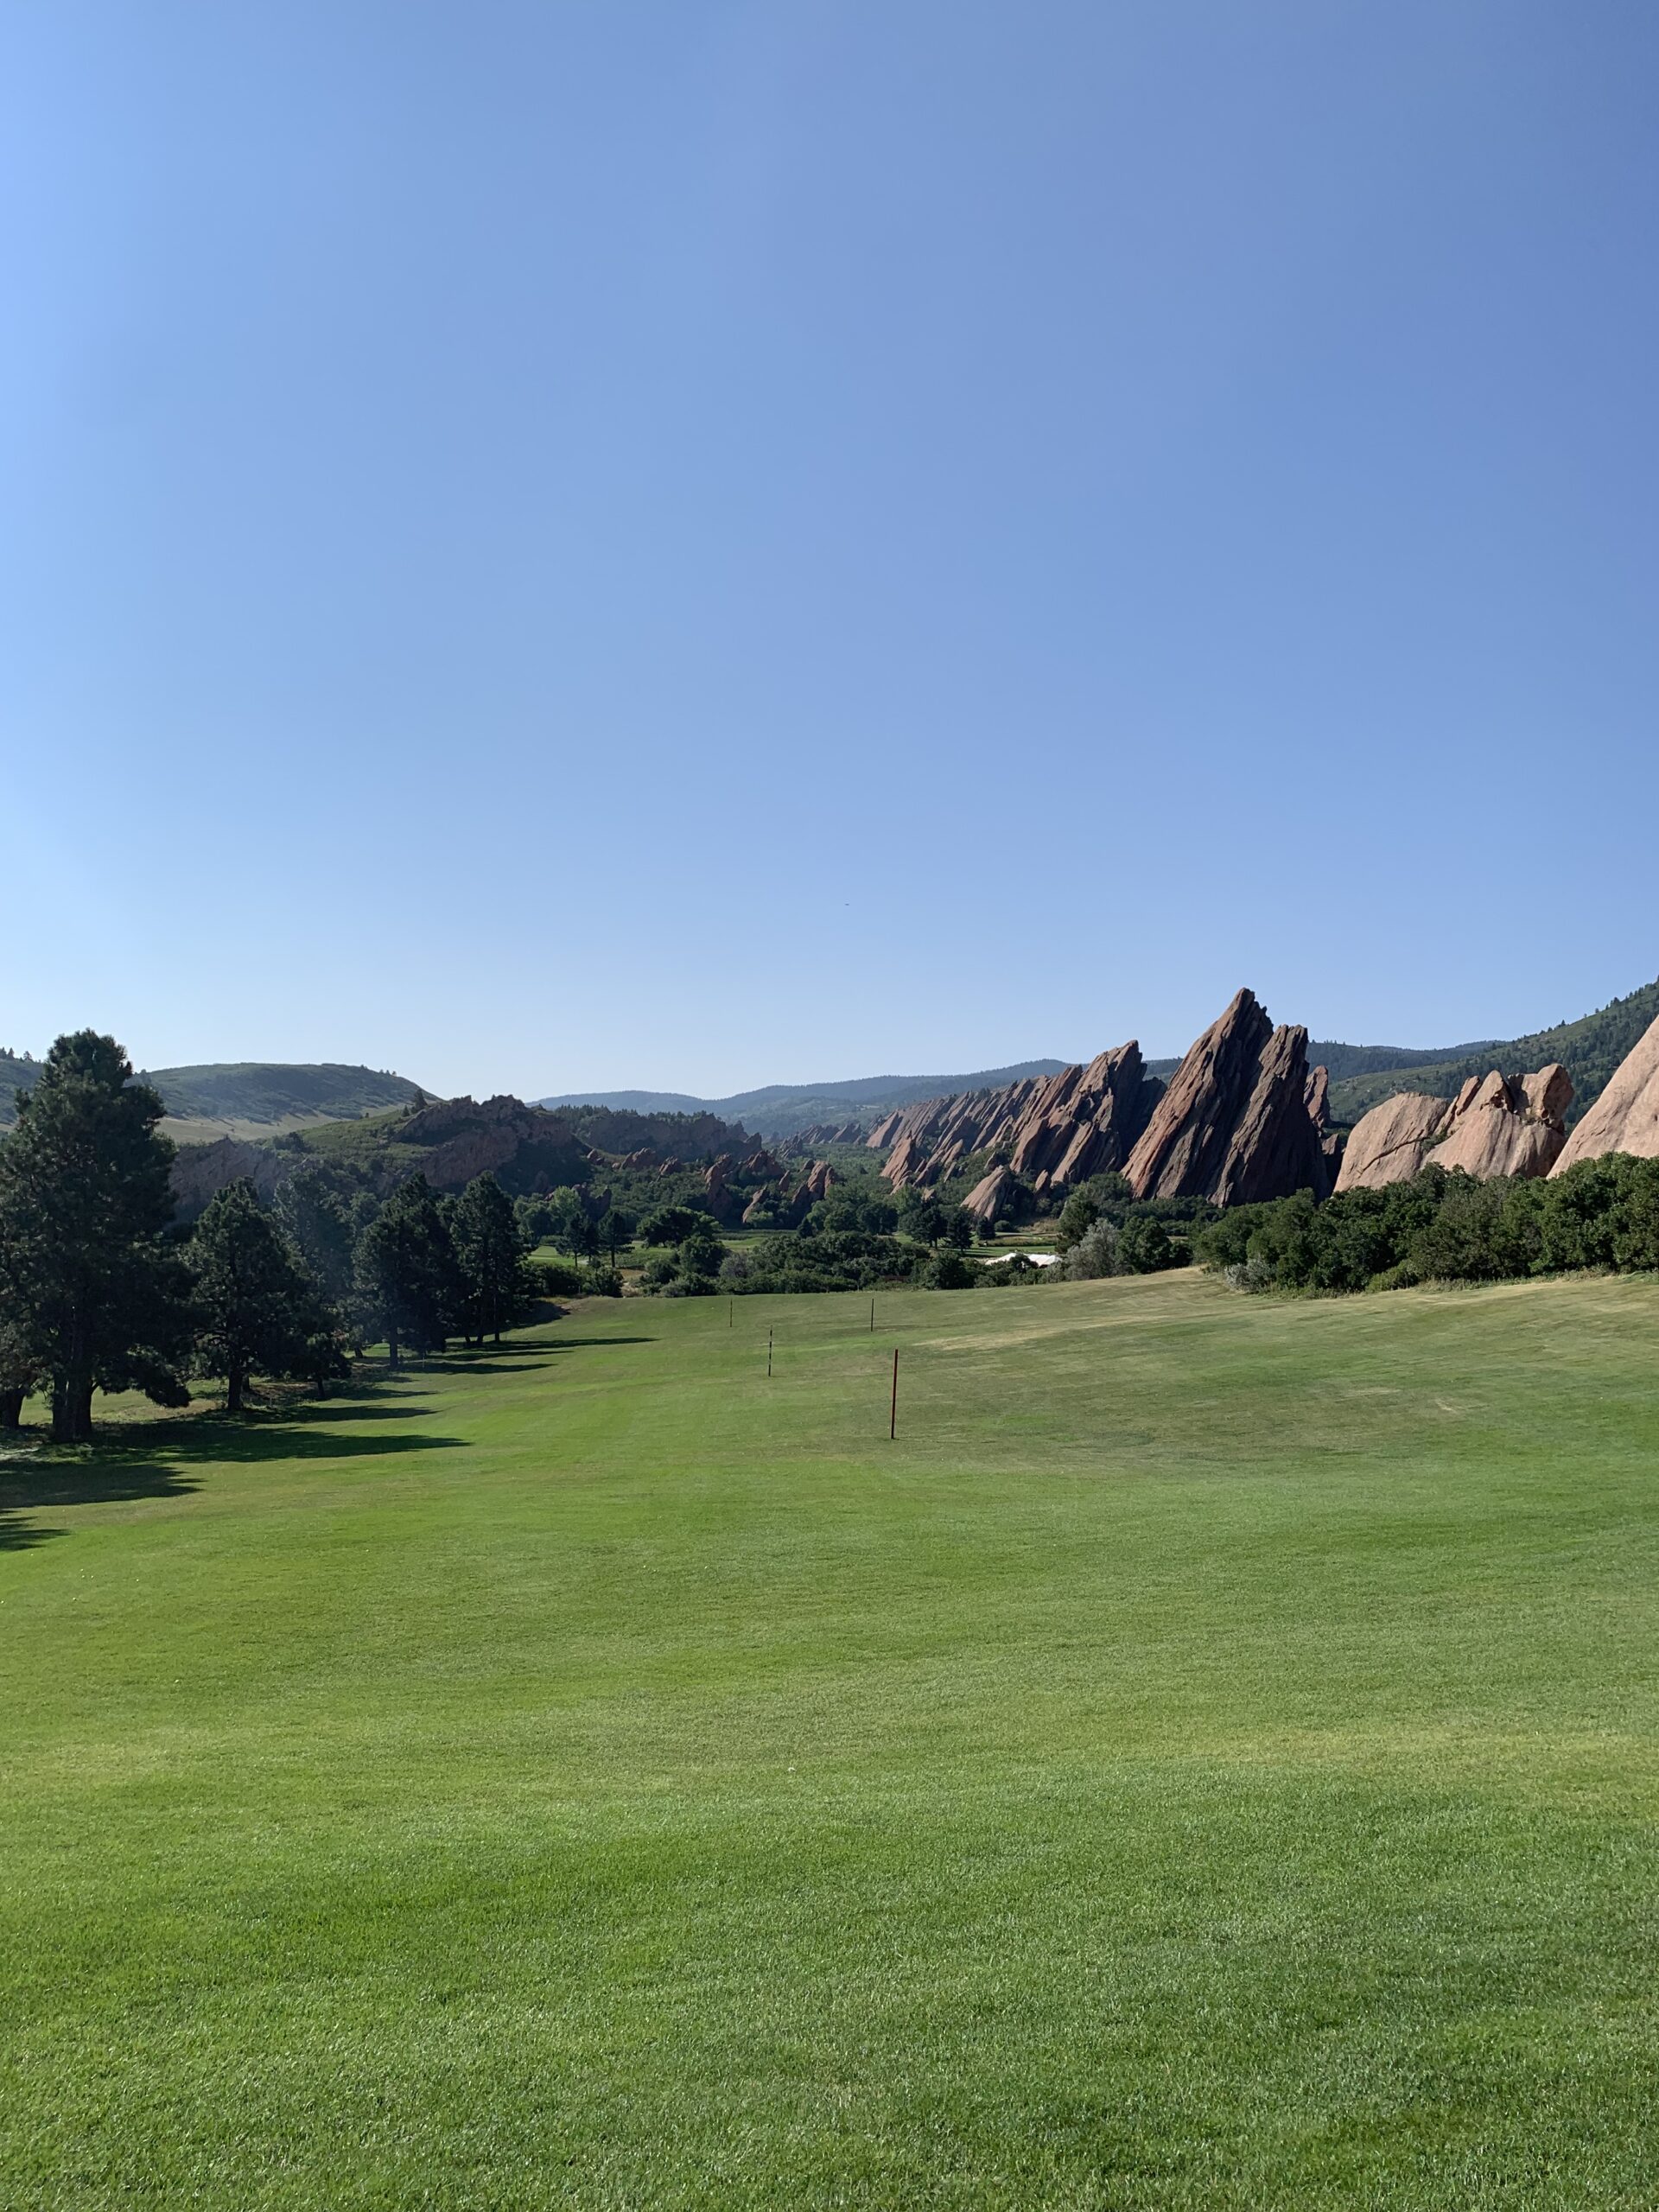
[
  {"left": 0, "top": 1455, "right": 200, "bottom": 1553},
  {"left": 0, "top": 1460, "right": 201, "bottom": 1511},
  {"left": 0, "top": 1514, "right": 63, "bottom": 1552},
  {"left": 80, "top": 1421, "right": 467, "bottom": 1469}
]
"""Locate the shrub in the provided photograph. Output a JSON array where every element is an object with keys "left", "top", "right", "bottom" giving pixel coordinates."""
[{"left": 1053, "top": 1220, "right": 1120, "bottom": 1281}]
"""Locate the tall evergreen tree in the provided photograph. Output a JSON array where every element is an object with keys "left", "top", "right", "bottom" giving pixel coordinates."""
[
  {"left": 0, "top": 1031, "right": 191, "bottom": 1440},
  {"left": 353, "top": 1174, "right": 461, "bottom": 1364},
  {"left": 273, "top": 1165, "right": 358, "bottom": 1314},
  {"left": 450, "top": 1173, "right": 530, "bottom": 1344},
  {"left": 191, "top": 1179, "right": 340, "bottom": 1411}
]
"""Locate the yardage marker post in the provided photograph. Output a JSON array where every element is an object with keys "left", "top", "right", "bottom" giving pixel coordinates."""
[
  {"left": 767, "top": 1326, "right": 773, "bottom": 1379},
  {"left": 869, "top": 1297, "right": 875, "bottom": 1332},
  {"left": 890, "top": 1347, "right": 899, "bottom": 1440}
]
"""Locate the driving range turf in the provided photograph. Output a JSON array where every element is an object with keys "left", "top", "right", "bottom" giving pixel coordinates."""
[{"left": 3, "top": 1269, "right": 1658, "bottom": 2208}]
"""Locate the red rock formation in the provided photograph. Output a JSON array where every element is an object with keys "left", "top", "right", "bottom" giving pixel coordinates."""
[
  {"left": 1338, "top": 1063, "right": 1573, "bottom": 1192},
  {"left": 1334, "top": 1091, "right": 1450, "bottom": 1192},
  {"left": 1551, "top": 1011, "right": 1659, "bottom": 1173},
  {"left": 963, "top": 1164, "right": 1017, "bottom": 1225},
  {"left": 1123, "top": 990, "right": 1331, "bottom": 1205},
  {"left": 702, "top": 1154, "right": 745, "bottom": 1225},
  {"left": 741, "top": 1159, "right": 836, "bottom": 1228},
  {"left": 1431, "top": 1065, "right": 1570, "bottom": 1180},
  {"left": 876, "top": 1044, "right": 1155, "bottom": 1198}
]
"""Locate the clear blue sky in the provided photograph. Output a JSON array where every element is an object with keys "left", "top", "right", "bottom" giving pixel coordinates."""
[{"left": 4, "top": 2, "right": 1656, "bottom": 1099}]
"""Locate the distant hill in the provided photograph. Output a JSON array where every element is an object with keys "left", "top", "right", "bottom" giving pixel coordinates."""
[
  {"left": 538, "top": 1060, "right": 1070, "bottom": 1140},
  {"left": 0, "top": 1057, "right": 429, "bottom": 1138}
]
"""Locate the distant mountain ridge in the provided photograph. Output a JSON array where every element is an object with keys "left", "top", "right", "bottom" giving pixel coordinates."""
[{"left": 537, "top": 1060, "right": 1071, "bottom": 1140}]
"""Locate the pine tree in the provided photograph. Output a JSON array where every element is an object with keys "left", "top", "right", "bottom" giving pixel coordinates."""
[
  {"left": 191, "top": 1179, "right": 339, "bottom": 1411},
  {"left": 450, "top": 1173, "right": 530, "bottom": 1344},
  {"left": 353, "top": 1174, "right": 461, "bottom": 1364},
  {"left": 0, "top": 1031, "right": 191, "bottom": 1440},
  {"left": 273, "top": 1165, "right": 359, "bottom": 1320}
]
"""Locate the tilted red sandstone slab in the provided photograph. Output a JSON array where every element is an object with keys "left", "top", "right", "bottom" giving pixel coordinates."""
[
  {"left": 1551, "top": 1011, "right": 1659, "bottom": 1173},
  {"left": 1337, "top": 1061, "right": 1573, "bottom": 1192},
  {"left": 1123, "top": 988, "right": 1329, "bottom": 1205},
  {"left": 1334, "top": 1091, "right": 1450, "bottom": 1192},
  {"left": 1430, "top": 1065, "right": 1571, "bottom": 1180}
]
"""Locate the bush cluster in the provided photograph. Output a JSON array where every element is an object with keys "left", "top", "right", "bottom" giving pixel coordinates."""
[{"left": 1196, "top": 1155, "right": 1659, "bottom": 1294}]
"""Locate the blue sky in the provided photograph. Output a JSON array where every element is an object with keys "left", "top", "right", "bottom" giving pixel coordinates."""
[{"left": 3, "top": 2, "right": 1656, "bottom": 1098}]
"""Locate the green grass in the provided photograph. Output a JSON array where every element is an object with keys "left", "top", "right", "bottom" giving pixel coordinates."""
[{"left": 3, "top": 1271, "right": 1659, "bottom": 2208}]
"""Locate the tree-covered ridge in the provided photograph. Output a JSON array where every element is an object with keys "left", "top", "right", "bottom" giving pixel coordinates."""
[{"left": 1322, "top": 975, "right": 1659, "bottom": 1127}]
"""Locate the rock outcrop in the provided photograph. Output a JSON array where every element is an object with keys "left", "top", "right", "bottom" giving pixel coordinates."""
[
  {"left": 868, "top": 989, "right": 1332, "bottom": 1209},
  {"left": 1333, "top": 1090, "right": 1451, "bottom": 1192},
  {"left": 741, "top": 1159, "right": 836, "bottom": 1229},
  {"left": 393, "top": 1095, "right": 593, "bottom": 1193},
  {"left": 702, "top": 1154, "right": 744, "bottom": 1225},
  {"left": 1432, "top": 1065, "right": 1571, "bottom": 1180},
  {"left": 874, "top": 1043, "right": 1159, "bottom": 1200},
  {"left": 1123, "top": 989, "right": 1331, "bottom": 1205},
  {"left": 170, "top": 1136, "right": 289, "bottom": 1221},
  {"left": 789, "top": 1119, "right": 866, "bottom": 1150},
  {"left": 962, "top": 1164, "right": 1017, "bottom": 1226},
  {"left": 1551, "top": 1010, "right": 1659, "bottom": 1173},
  {"left": 1337, "top": 1062, "right": 1573, "bottom": 1192}
]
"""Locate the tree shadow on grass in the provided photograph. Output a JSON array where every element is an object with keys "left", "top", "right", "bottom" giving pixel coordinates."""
[
  {"left": 435, "top": 1334, "right": 658, "bottom": 1374},
  {"left": 85, "top": 1420, "right": 467, "bottom": 1470},
  {"left": 0, "top": 1455, "right": 199, "bottom": 1552}
]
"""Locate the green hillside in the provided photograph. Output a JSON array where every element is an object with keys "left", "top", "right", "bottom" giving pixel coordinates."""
[
  {"left": 0, "top": 1057, "right": 429, "bottom": 1133},
  {"left": 4, "top": 1272, "right": 1659, "bottom": 2204},
  {"left": 1325, "top": 974, "right": 1659, "bottom": 1125}
]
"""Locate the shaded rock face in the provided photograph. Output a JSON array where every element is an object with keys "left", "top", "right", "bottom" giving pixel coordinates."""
[
  {"left": 801, "top": 1159, "right": 835, "bottom": 1205},
  {"left": 963, "top": 1164, "right": 1017, "bottom": 1225},
  {"left": 1551, "top": 1010, "right": 1659, "bottom": 1173},
  {"left": 1337, "top": 1062, "right": 1573, "bottom": 1192},
  {"left": 702, "top": 1155, "right": 743, "bottom": 1225},
  {"left": 170, "top": 1137, "right": 289, "bottom": 1222},
  {"left": 1334, "top": 1091, "right": 1451, "bottom": 1192},
  {"left": 874, "top": 1044, "right": 1157, "bottom": 1199},
  {"left": 741, "top": 1159, "right": 836, "bottom": 1228},
  {"left": 790, "top": 1119, "right": 866, "bottom": 1150},
  {"left": 1123, "top": 990, "right": 1331, "bottom": 1205},
  {"left": 373, "top": 1093, "right": 593, "bottom": 1195}
]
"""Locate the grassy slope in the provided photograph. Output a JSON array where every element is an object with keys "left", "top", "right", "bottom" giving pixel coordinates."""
[
  {"left": 3, "top": 1273, "right": 1658, "bottom": 2209},
  {"left": 0, "top": 1060, "right": 427, "bottom": 1133}
]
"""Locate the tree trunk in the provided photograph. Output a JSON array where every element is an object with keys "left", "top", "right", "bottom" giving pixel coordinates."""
[
  {"left": 387, "top": 1325, "right": 399, "bottom": 1369},
  {"left": 51, "top": 1375, "right": 94, "bottom": 1443},
  {"left": 0, "top": 1389, "right": 23, "bottom": 1430},
  {"left": 226, "top": 1366, "right": 245, "bottom": 1414}
]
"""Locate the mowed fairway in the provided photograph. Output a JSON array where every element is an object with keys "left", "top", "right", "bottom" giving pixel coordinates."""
[{"left": 4, "top": 1273, "right": 1659, "bottom": 2209}]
